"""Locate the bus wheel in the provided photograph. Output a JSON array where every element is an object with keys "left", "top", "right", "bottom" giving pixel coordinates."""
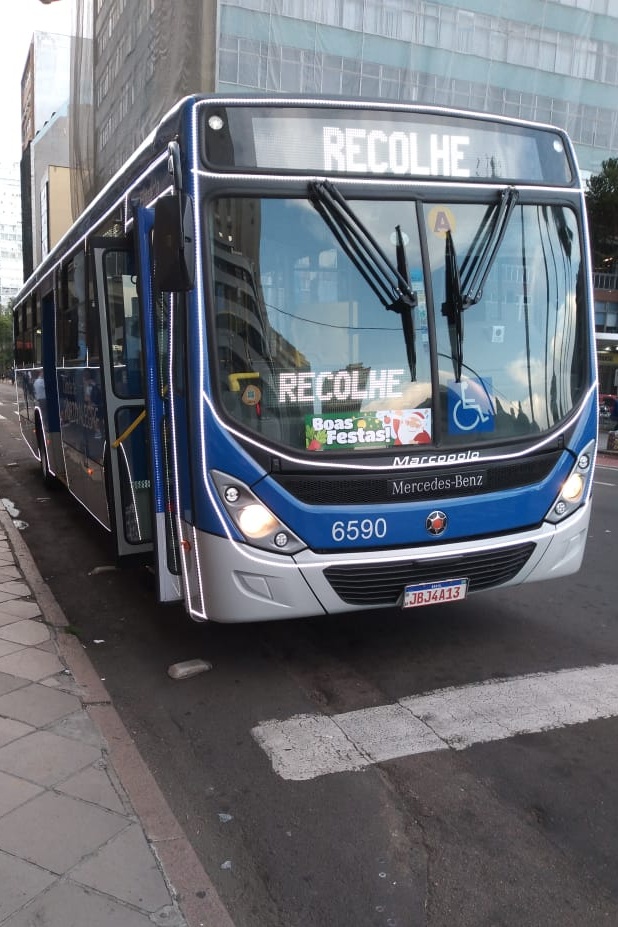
[
  {"left": 36, "top": 425, "right": 56, "bottom": 488},
  {"left": 103, "top": 445, "right": 114, "bottom": 526}
]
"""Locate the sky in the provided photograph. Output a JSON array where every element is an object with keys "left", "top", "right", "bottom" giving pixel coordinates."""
[{"left": 1, "top": 0, "right": 73, "bottom": 164}]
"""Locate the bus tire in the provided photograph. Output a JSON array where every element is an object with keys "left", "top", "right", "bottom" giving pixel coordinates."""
[
  {"left": 36, "top": 422, "right": 56, "bottom": 489},
  {"left": 103, "top": 445, "right": 114, "bottom": 528}
]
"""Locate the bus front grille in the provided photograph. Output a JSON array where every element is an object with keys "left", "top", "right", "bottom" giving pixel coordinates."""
[
  {"left": 273, "top": 452, "right": 561, "bottom": 505},
  {"left": 323, "top": 542, "right": 536, "bottom": 606}
]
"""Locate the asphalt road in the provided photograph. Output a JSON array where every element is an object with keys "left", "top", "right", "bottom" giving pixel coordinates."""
[{"left": 2, "top": 379, "right": 618, "bottom": 927}]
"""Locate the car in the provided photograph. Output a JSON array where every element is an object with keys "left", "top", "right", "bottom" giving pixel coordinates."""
[{"left": 599, "top": 393, "right": 615, "bottom": 411}]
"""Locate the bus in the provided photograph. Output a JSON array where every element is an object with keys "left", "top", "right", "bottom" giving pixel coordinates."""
[{"left": 13, "top": 94, "right": 597, "bottom": 622}]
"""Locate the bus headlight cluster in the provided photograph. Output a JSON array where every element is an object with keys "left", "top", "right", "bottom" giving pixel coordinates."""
[
  {"left": 211, "top": 470, "right": 306, "bottom": 554},
  {"left": 237, "top": 503, "right": 277, "bottom": 539},
  {"left": 546, "top": 439, "right": 595, "bottom": 524}
]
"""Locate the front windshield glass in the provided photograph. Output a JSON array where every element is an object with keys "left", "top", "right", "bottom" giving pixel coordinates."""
[
  {"left": 428, "top": 201, "right": 586, "bottom": 443},
  {"left": 208, "top": 195, "right": 586, "bottom": 454}
]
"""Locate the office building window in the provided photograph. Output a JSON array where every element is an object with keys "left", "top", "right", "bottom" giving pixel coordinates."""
[
  {"left": 217, "top": 24, "right": 618, "bottom": 153},
  {"left": 595, "top": 301, "right": 618, "bottom": 332}
]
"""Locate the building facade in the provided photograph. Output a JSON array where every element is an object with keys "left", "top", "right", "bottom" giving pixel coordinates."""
[
  {"left": 20, "top": 0, "right": 618, "bottom": 388},
  {"left": 21, "top": 31, "right": 71, "bottom": 153},
  {"left": 217, "top": 0, "right": 618, "bottom": 179},
  {"left": 68, "top": 0, "right": 618, "bottom": 391},
  {"left": 20, "top": 32, "right": 72, "bottom": 281},
  {"left": 594, "top": 273, "right": 618, "bottom": 395},
  {"left": 30, "top": 106, "right": 71, "bottom": 270},
  {"left": 82, "top": 0, "right": 618, "bottom": 196},
  {"left": 0, "top": 164, "right": 24, "bottom": 307}
]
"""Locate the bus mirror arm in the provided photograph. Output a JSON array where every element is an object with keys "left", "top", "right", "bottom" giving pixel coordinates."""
[
  {"left": 153, "top": 192, "right": 196, "bottom": 292},
  {"left": 167, "top": 140, "right": 183, "bottom": 191}
]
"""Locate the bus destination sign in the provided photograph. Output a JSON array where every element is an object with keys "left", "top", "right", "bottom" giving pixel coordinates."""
[{"left": 202, "top": 104, "right": 573, "bottom": 185}]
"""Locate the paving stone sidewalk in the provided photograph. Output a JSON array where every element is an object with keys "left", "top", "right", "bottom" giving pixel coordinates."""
[{"left": 0, "top": 507, "right": 234, "bottom": 927}]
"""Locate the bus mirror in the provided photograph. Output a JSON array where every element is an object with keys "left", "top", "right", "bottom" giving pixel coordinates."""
[{"left": 153, "top": 193, "right": 195, "bottom": 292}]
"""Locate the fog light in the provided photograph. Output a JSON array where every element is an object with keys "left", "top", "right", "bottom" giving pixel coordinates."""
[{"left": 224, "top": 485, "right": 240, "bottom": 503}]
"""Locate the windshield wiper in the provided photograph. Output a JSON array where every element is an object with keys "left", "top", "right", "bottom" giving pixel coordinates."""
[
  {"left": 308, "top": 180, "right": 418, "bottom": 380},
  {"left": 394, "top": 224, "right": 417, "bottom": 381},
  {"left": 442, "top": 186, "right": 518, "bottom": 381},
  {"left": 442, "top": 229, "right": 465, "bottom": 382}
]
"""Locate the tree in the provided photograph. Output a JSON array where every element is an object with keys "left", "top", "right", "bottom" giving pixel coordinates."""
[
  {"left": 0, "top": 306, "right": 14, "bottom": 376},
  {"left": 585, "top": 158, "right": 618, "bottom": 273}
]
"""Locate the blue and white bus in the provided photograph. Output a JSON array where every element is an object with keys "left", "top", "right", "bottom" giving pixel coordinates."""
[{"left": 13, "top": 95, "right": 597, "bottom": 621}]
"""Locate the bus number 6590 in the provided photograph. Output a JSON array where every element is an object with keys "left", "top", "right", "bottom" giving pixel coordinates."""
[{"left": 331, "top": 518, "right": 387, "bottom": 543}]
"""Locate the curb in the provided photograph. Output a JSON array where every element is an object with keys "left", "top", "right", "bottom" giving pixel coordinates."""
[{"left": 0, "top": 506, "right": 236, "bottom": 927}]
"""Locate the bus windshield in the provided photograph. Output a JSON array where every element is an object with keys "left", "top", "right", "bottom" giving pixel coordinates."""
[{"left": 209, "top": 193, "right": 586, "bottom": 454}]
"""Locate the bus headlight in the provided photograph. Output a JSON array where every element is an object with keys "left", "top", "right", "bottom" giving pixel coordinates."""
[
  {"left": 238, "top": 504, "right": 278, "bottom": 539},
  {"left": 560, "top": 472, "right": 584, "bottom": 503},
  {"left": 546, "top": 439, "right": 595, "bottom": 524},
  {"left": 211, "top": 470, "right": 306, "bottom": 554}
]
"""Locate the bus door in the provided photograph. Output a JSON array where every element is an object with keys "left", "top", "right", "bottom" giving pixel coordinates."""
[
  {"left": 91, "top": 229, "right": 182, "bottom": 602},
  {"left": 90, "top": 237, "right": 154, "bottom": 564},
  {"left": 132, "top": 205, "right": 183, "bottom": 604}
]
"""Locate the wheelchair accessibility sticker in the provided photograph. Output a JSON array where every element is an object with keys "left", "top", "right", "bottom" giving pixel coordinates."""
[{"left": 448, "top": 377, "right": 495, "bottom": 434}]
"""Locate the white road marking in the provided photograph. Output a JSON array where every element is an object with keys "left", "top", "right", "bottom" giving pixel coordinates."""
[{"left": 252, "top": 664, "right": 618, "bottom": 780}]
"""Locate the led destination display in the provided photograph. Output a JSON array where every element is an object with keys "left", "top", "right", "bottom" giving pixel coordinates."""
[{"left": 203, "top": 103, "right": 573, "bottom": 184}]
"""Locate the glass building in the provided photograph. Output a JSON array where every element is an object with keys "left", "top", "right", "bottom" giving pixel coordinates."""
[
  {"left": 65, "top": 0, "right": 618, "bottom": 392},
  {"left": 218, "top": 0, "right": 618, "bottom": 179},
  {"left": 0, "top": 163, "right": 23, "bottom": 306},
  {"left": 76, "top": 0, "right": 618, "bottom": 199}
]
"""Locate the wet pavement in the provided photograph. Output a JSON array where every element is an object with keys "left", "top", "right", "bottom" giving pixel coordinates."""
[
  {"left": 0, "top": 410, "right": 615, "bottom": 926},
  {"left": 0, "top": 506, "right": 234, "bottom": 927}
]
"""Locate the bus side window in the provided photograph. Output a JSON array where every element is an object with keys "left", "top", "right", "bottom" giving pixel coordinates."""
[
  {"left": 124, "top": 311, "right": 143, "bottom": 395},
  {"left": 15, "top": 298, "right": 36, "bottom": 368},
  {"left": 58, "top": 252, "right": 88, "bottom": 365},
  {"left": 102, "top": 249, "right": 141, "bottom": 398}
]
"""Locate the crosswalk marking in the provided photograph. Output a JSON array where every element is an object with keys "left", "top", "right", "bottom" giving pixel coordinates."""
[{"left": 252, "top": 664, "right": 618, "bottom": 780}]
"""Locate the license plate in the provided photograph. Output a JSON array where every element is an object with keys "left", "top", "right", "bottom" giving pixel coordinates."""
[{"left": 403, "top": 578, "right": 468, "bottom": 608}]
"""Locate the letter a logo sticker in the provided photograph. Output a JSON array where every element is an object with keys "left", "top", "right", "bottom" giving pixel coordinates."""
[{"left": 427, "top": 206, "right": 456, "bottom": 238}]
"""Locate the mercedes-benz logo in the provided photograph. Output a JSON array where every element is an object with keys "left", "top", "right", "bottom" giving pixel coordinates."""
[{"left": 426, "top": 510, "right": 447, "bottom": 536}]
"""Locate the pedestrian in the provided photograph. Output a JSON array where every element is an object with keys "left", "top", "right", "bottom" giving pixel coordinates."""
[
  {"left": 32, "top": 369, "right": 47, "bottom": 422},
  {"left": 33, "top": 370, "right": 46, "bottom": 402},
  {"left": 612, "top": 396, "right": 618, "bottom": 431}
]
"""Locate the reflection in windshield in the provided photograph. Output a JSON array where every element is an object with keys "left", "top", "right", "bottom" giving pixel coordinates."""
[
  {"left": 308, "top": 180, "right": 418, "bottom": 380},
  {"left": 210, "top": 197, "right": 431, "bottom": 452},
  {"left": 208, "top": 196, "right": 587, "bottom": 454},
  {"left": 432, "top": 201, "right": 586, "bottom": 442},
  {"left": 442, "top": 188, "right": 519, "bottom": 382}
]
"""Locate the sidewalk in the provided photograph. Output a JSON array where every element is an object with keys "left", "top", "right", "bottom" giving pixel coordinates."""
[{"left": 0, "top": 506, "right": 235, "bottom": 927}]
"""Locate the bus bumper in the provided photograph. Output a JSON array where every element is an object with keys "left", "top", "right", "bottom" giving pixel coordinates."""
[{"left": 188, "top": 500, "right": 592, "bottom": 622}]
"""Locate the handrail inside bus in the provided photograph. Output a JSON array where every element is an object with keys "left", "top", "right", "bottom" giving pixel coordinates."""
[
  {"left": 111, "top": 410, "right": 146, "bottom": 448},
  {"left": 111, "top": 382, "right": 169, "bottom": 448}
]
